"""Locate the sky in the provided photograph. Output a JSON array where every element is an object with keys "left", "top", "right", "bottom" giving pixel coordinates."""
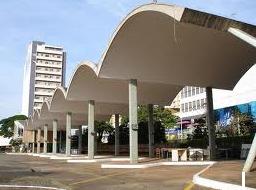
[{"left": 0, "top": 0, "right": 255, "bottom": 119}]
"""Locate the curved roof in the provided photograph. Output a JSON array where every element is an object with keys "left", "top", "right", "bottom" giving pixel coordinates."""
[
  {"left": 66, "top": 62, "right": 181, "bottom": 105},
  {"left": 98, "top": 3, "right": 256, "bottom": 90}
]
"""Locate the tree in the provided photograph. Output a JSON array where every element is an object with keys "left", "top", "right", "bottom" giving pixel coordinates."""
[
  {"left": 0, "top": 115, "right": 27, "bottom": 138},
  {"left": 95, "top": 121, "right": 114, "bottom": 143}
]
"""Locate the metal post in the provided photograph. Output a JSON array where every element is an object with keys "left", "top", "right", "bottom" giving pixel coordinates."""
[
  {"left": 66, "top": 112, "right": 72, "bottom": 156},
  {"left": 206, "top": 87, "right": 216, "bottom": 160},
  {"left": 88, "top": 100, "right": 95, "bottom": 159},
  {"left": 148, "top": 104, "right": 154, "bottom": 158},
  {"left": 115, "top": 114, "right": 120, "bottom": 156},
  {"left": 43, "top": 124, "right": 48, "bottom": 154},
  {"left": 52, "top": 119, "right": 58, "bottom": 154},
  {"left": 129, "top": 79, "right": 138, "bottom": 164},
  {"left": 37, "top": 128, "right": 41, "bottom": 154}
]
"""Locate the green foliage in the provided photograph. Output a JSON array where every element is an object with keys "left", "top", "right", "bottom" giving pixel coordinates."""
[
  {"left": 0, "top": 115, "right": 27, "bottom": 138},
  {"left": 137, "top": 105, "right": 177, "bottom": 129},
  {"left": 95, "top": 121, "right": 114, "bottom": 143},
  {"left": 9, "top": 138, "right": 22, "bottom": 147},
  {"left": 217, "top": 108, "right": 255, "bottom": 137}
]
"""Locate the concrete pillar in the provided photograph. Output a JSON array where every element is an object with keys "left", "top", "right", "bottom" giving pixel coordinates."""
[
  {"left": 88, "top": 100, "right": 95, "bottom": 159},
  {"left": 206, "top": 87, "right": 216, "bottom": 160},
  {"left": 37, "top": 128, "right": 41, "bottom": 154},
  {"left": 52, "top": 119, "right": 58, "bottom": 154},
  {"left": 129, "top": 79, "right": 138, "bottom": 164},
  {"left": 243, "top": 133, "right": 256, "bottom": 172},
  {"left": 148, "top": 104, "right": 154, "bottom": 158},
  {"left": 32, "top": 130, "right": 35, "bottom": 153},
  {"left": 43, "top": 124, "right": 48, "bottom": 154},
  {"left": 115, "top": 114, "right": 120, "bottom": 156},
  {"left": 66, "top": 112, "right": 72, "bottom": 156},
  {"left": 78, "top": 126, "right": 83, "bottom": 154}
]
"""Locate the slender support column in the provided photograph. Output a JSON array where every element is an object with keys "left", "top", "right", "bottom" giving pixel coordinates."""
[
  {"left": 32, "top": 130, "right": 35, "bottom": 153},
  {"left": 52, "top": 119, "right": 58, "bottom": 154},
  {"left": 78, "top": 126, "right": 83, "bottom": 154},
  {"left": 66, "top": 112, "right": 72, "bottom": 156},
  {"left": 129, "top": 79, "right": 138, "bottom": 164},
  {"left": 37, "top": 128, "right": 41, "bottom": 154},
  {"left": 88, "top": 100, "right": 95, "bottom": 159},
  {"left": 243, "top": 133, "right": 256, "bottom": 172},
  {"left": 206, "top": 87, "right": 216, "bottom": 160},
  {"left": 43, "top": 124, "right": 48, "bottom": 154},
  {"left": 148, "top": 104, "right": 154, "bottom": 158},
  {"left": 115, "top": 114, "right": 120, "bottom": 156}
]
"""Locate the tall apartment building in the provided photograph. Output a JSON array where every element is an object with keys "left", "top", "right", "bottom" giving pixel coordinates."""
[
  {"left": 22, "top": 41, "right": 66, "bottom": 117},
  {"left": 180, "top": 86, "right": 207, "bottom": 119}
]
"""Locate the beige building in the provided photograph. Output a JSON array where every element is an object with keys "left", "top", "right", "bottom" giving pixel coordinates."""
[{"left": 22, "top": 41, "right": 66, "bottom": 116}]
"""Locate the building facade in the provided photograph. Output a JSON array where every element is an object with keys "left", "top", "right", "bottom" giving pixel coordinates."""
[{"left": 21, "top": 41, "right": 66, "bottom": 116}]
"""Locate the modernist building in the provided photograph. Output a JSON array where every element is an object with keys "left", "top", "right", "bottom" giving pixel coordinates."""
[{"left": 21, "top": 41, "right": 66, "bottom": 116}]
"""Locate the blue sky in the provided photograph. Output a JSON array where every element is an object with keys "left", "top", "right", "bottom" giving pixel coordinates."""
[{"left": 0, "top": 0, "right": 255, "bottom": 119}]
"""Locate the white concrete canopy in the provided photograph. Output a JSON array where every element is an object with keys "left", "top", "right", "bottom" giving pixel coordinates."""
[
  {"left": 97, "top": 3, "right": 256, "bottom": 90},
  {"left": 66, "top": 62, "right": 181, "bottom": 105}
]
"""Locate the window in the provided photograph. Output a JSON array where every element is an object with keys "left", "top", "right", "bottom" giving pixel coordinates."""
[
  {"left": 200, "top": 88, "right": 205, "bottom": 93},
  {"left": 45, "top": 54, "right": 49, "bottom": 57},
  {"left": 196, "top": 87, "right": 200, "bottom": 94},
  {"left": 185, "top": 103, "right": 188, "bottom": 112},
  {"left": 197, "top": 100, "right": 200, "bottom": 110},
  {"left": 188, "top": 86, "right": 191, "bottom": 97},
  {"left": 57, "top": 55, "right": 61, "bottom": 58},
  {"left": 193, "top": 101, "right": 196, "bottom": 110},
  {"left": 189, "top": 102, "right": 192, "bottom": 111},
  {"left": 181, "top": 104, "right": 185, "bottom": 113},
  {"left": 201, "top": 99, "right": 205, "bottom": 108},
  {"left": 192, "top": 87, "right": 195, "bottom": 96}
]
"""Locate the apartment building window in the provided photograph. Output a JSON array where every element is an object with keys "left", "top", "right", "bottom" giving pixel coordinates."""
[
  {"left": 181, "top": 103, "right": 185, "bottom": 113},
  {"left": 189, "top": 102, "right": 192, "bottom": 111},
  {"left": 192, "top": 87, "right": 195, "bottom": 96},
  {"left": 197, "top": 100, "right": 200, "bottom": 110},
  {"left": 45, "top": 54, "right": 49, "bottom": 57},
  {"left": 196, "top": 87, "right": 200, "bottom": 94},
  {"left": 192, "top": 101, "right": 196, "bottom": 110},
  {"left": 201, "top": 99, "right": 205, "bottom": 108},
  {"left": 185, "top": 103, "right": 188, "bottom": 112},
  {"left": 200, "top": 88, "right": 205, "bottom": 93}
]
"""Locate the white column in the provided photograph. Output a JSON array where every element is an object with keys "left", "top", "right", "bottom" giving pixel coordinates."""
[
  {"left": 206, "top": 87, "right": 216, "bottom": 160},
  {"left": 129, "top": 79, "right": 138, "bottom": 164},
  {"left": 43, "top": 124, "right": 48, "bottom": 154},
  {"left": 88, "top": 100, "right": 95, "bottom": 159},
  {"left": 32, "top": 130, "right": 35, "bottom": 153},
  {"left": 115, "top": 114, "right": 120, "bottom": 156},
  {"left": 243, "top": 133, "right": 256, "bottom": 172},
  {"left": 37, "top": 128, "right": 41, "bottom": 154},
  {"left": 66, "top": 112, "right": 72, "bottom": 156},
  {"left": 52, "top": 119, "right": 58, "bottom": 154},
  {"left": 148, "top": 104, "right": 154, "bottom": 158}
]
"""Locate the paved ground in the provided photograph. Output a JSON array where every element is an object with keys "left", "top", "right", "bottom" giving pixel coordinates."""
[
  {"left": 202, "top": 160, "right": 256, "bottom": 188},
  {"left": 0, "top": 154, "right": 208, "bottom": 190}
]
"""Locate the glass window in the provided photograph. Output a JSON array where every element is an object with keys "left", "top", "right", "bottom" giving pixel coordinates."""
[
  {"left": 189, "top": 102, "right": 192, "bottom": 111},
  {"left": 196, "top": 87, "right": 199, "bottom": 94},
  {"left": 200, "top": 88, "right": 204, "bottom": 93},
  {"left": 188, "top": 86, "right": 191, "bottom": 97},
  {"left": 192, "top": 87, "right": 195, "bottom": 96},
  {"left": 197, "top": 100, "right": 200, "bottom": 110},
  {"left": 201, "top": 99, "right": 205, "bottom": 108},
  {"left": 185, "top": 103, "right": 188, "bottom": 112},
  {"left": 193, "top": 101, "right": 196, "bottom": 110}
]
